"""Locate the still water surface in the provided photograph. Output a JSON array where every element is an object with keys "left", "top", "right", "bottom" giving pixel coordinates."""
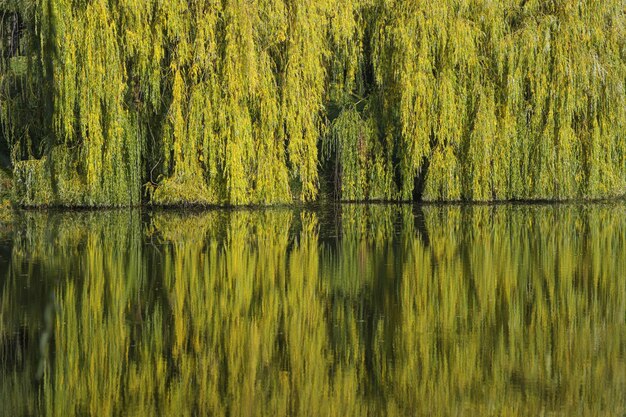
[{"left": 0, "top": 204, "right": 625, "bottom": 416}]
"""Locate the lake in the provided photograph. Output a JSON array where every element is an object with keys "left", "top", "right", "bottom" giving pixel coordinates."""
[{"left": 0, "top": 204, "right": 625, "bottom": 416}]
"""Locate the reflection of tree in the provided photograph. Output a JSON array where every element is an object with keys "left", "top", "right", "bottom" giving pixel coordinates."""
[{"left": 0, "top": 205, "right": 625, "bottom": 416}]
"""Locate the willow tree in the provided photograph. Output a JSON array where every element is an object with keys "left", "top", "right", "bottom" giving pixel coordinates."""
[
  {"left": 1, "top": 0, "right": 625, "bottom": 206},
  {"left": 367, "top": 0, "right": 626, "bottom": 201}
]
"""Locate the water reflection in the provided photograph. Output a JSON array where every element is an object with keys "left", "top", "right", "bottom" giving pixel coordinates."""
[{"left": 0, "top": 205, "right": 625, "bottom": 416}]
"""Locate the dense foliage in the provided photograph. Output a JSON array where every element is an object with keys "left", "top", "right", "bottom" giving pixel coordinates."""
[{"left": 1, "top": 0, "right": 625, "bottom": 205}]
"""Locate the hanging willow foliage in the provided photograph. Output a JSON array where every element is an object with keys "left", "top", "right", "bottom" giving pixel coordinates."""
[{"left": 0, "top": 0, "right": 625, "bottom": 206}]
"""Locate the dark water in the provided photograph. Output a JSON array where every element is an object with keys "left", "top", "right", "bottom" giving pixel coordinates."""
[{"left": 0, "top": 204, "right": 625, "bottom": 416}]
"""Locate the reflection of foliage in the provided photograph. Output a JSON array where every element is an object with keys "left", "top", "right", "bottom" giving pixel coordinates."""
[
  {"left": 0, "top": 205, "right": 625, "bottom": 415},
  {"left": 1, "top": 1, "right": 626, "bottom": 205}
]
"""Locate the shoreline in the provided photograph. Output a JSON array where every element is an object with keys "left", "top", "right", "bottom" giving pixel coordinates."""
[{"left": 6, "top": 194, "right": 626, "bottom": 212}]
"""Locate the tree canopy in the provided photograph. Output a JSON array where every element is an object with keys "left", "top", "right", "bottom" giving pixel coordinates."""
[{"left": 1, "top": 0, "right": 625, "bottom": 206}]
